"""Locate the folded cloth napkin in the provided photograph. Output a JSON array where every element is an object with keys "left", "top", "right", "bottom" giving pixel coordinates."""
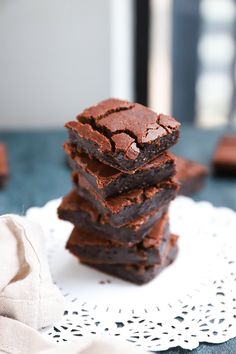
[
  {"left": 0, "top": 317, "right": 148, "bottom": 354},
  {"left": 0, "top": 215, "right": 147, "bottom": 354},
  {"left": 0, "top": 317, "right": 54, "bottom": 354},
  {"left": 0, "top": 214, "right": 64, "bottom": 329}
]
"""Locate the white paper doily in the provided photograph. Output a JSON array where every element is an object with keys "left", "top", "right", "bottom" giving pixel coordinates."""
[{"left": 26, "top": 196, "right": 236, "bottom": 351}]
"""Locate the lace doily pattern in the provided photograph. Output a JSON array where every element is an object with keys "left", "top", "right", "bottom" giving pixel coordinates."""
[{"left": 27, "top": 196, "right": 236, "bottom": 351}]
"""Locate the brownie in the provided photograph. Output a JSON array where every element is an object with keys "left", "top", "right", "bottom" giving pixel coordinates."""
[
  {"left": 0, "top": 143, "right": 9, "bottom": 188},
  {"left": 175, "top": 156, "right": 208, "bottom": 195},
  {"left": 81, "top": 235, "right": 179, "bottom": 285},
  {"left": 64, "top": 142, "right": 176, "bottom": 198},
  {"left": 73, "top": 172, "right": 178, "bottom": 227},
  {"left": 58, "top": 189, "right": 167, "bottom": 245},
  {"left": 66, "top": 213, "right": 170, "bottom": 265},
  {"left": 65, "top": 98, "right": 180, "bottom": 172},
  {"left": 213, "top": 135, "right": 236, "bottom": 176}
]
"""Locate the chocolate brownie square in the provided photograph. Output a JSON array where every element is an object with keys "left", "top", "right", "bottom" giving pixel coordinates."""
[
  {"left": 0, "top": 143, "right": 9, "bottom": 188},
  {"left": 66, "top": 213, "right": 170, "bottom": 265},
  {"left": 82, "top": 235, "right": 179, "bottom": 285},
  {"left": 175, "top": 156, "right": 208, "bottom": 195},
  {"left": 65, "top": 142, "right": 176, "bottom": 198},
  {"left": 73, "top": 172, "right": 178, "bottom": 227},
  {"left": 213, "top": 135, "right": 236, "bottom": 176},
  {"left": 58, "top": 189, "right": 167, "bottom": 245},
  {"left": 66, "top": 98, "right": 180, "bottom": 172}
]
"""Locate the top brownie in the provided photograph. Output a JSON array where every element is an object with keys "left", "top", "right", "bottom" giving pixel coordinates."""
[{"left": 66, "top": 98, "right": 180, "bottom": 171}]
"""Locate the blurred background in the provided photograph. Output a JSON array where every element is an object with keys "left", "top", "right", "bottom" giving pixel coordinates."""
[
  {"left": 1, "top": 3, "right": 236, "bottom": 352},
  {"left": 0, "top": 0, "right": 236, "bottom": 129}
]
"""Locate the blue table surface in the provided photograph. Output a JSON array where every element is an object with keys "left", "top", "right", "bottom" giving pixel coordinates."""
[{"left": 0, "top": 126, "right": 235, "bottom": 353}]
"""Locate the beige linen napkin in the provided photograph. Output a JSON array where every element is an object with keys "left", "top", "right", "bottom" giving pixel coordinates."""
[
  {"left": 0, "top": 317, "right": 54, "bottom": 354},
  {"left": 0, "top": 214, "right": 64, "bottom": 329}
]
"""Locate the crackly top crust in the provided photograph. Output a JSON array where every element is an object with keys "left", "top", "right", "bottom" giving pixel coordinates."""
[{"left": 65, "top": 98, "right": 180, "bottom": 159}]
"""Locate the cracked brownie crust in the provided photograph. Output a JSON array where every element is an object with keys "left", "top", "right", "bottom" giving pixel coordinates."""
[
  {"left": 65, "top": 142, "right": 176, "bottom": 198},
  {"left": 66, "top": 98, "right": 180, "bottom": 172}
]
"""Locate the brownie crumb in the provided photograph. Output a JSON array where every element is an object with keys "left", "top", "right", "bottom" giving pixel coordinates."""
[{"left": 99, "top": 279, "right": 111, "bottom": 284}]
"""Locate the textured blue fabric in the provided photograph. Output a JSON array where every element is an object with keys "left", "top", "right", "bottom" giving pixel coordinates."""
[{"left": 0, "top": 127, "right": 235, "bottom": 353}]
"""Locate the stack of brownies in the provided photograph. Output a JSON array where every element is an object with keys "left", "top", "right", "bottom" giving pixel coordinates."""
[{"left": 58, "top": 98, "right": 181, "bottom": 284}]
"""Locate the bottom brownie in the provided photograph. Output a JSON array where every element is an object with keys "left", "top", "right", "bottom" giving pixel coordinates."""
[
  {"left": 81, "top": 235, "right": 178, "bottom": 285},
  {"left": 175, "top": 156, "right": 208, "bottom": 195}
]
